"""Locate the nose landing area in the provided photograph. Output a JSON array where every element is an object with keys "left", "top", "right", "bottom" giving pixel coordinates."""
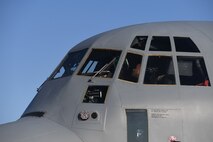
[{"left": 0, "top": 117, "right": 82, "bottom": 142}]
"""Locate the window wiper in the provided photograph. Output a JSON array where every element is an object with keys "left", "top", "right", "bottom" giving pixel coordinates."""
[{"left": 88, "top": 57, "right": 118, "bottom": 82}]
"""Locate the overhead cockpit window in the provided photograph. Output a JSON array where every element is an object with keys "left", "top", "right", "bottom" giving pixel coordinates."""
[
  {"left": 174, "top": 37, "right": 200, "bottom": 52},
  {"left": 78, "top": 49, "right": 121, "bottom": 78},
  {"left": 149, "top": 36, "right": 171, "bottom": 51},
  {"left": 52, "top": 48, "right": 88, "bottom": 79},
  {"left": 119, "top": 53, "right": 143, "bottom": 83},
  {"left": 144, "top": 56, "right": 175, "bottom": 84},
  {"left": 130, "top": 36, "right": 148, "bottom": 50},
  {"left": 177, "top": 56, "right": 210, "bottom": 86}
]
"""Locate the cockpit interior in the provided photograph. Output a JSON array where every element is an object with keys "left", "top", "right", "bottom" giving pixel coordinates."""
[{"left": 51, "top": 36, "right": 210, "bottom": 87}]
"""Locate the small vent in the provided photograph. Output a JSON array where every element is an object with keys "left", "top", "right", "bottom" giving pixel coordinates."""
[{"left": 22, "top": 111, "right": 45, "bottom": 118}]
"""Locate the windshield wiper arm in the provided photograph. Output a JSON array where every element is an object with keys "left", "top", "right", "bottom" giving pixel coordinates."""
[{"left": 88, "top": 57, "right": 117, "bottom": 82}]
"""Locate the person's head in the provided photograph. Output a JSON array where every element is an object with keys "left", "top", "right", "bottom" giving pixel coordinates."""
[{"left": 132, "top": 64, "right": 141, "bottom": 78}]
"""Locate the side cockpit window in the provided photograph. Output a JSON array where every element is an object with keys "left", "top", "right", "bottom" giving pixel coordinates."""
[
  {"left": 144, "top": 56, "right": 176, "bottom": 85},
  {"left": 177, "top": 56, "right": 210, "bottom": 86},
  {"left": 52, "top": 48, "right": 88, "bottom": 79},
  {"left": 119, "top": 53, "right": 143, "bottom": 83},
  {"left": 78, "top": 49, "right": 121, "bottom": 78}
]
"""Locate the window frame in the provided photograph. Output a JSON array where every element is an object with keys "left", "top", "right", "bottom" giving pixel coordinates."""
[
  {"left": 174, "top": 37, "right": 200, "bottom": 53},
  {"left": 78, "top": 48, "right": 122, "bottom": 79},
  {"left": 50, "top": 48, "right": 88, "bottom": 80},
  {"left": 149, "top": 36, "right": 172, "bottom": 52},
  {"left": 177, "top": 56, "right": 211, "bottom": 86},
  {"left": 143, "top": 55, "right": 176, "bottom": 85},
  {"left": 118, "top": 52, "right": 143, "bottom": 83},
  {"left": 130, "top": 36, "right": 148, "bottom": 51}
]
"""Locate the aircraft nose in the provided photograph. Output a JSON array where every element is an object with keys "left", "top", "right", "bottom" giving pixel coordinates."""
[{"left": 0, "top": 117, "right": 82, "bottom": 142}]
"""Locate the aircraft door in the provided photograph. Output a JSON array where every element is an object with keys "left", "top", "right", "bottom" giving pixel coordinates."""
[{"left": 126, "top": 109, "right": 148, "bottom": 142}]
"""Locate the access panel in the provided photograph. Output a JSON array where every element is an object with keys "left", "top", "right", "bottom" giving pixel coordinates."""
[{"left": 126, "top": 109, "right": 148, "bottom": 142}]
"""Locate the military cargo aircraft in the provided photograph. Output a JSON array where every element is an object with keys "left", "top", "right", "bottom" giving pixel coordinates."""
[{"left": 1, "top": 21, "right": 213, "bottom": 142}]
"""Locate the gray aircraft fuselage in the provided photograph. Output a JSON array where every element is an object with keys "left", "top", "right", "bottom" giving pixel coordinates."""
[{"left": 1, "top": 21, "right": 213, "bottom": 142}]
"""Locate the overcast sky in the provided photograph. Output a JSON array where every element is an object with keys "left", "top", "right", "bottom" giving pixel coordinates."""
[{"left": 0, "top": 0, "right": 213, "bottom": 124}]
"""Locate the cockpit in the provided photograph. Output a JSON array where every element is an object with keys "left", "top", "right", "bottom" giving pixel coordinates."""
[
  {"left": 78, "top": 49, "right": 121, "bottom": 79},
  {"left": 52, "top": 48, "right": 88, "bottom": 79},
  {"left": 50, "top": 36, "right": 211, "bottom": 87}
]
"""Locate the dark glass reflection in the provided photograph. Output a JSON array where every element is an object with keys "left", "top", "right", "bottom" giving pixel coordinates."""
[
  {"left": 177, "top": 56, "right": 210, "bottom": 86},
  {"left": 52, "top": 48, "right": 88, "bottom": 79},
  {"left": 149, "top": 36, "right": 171, "bottom": 51},
  {"left": 131, "top": 36, "right": 148, "bottom": 50},
  {"left": 78, "top": 49, "right": 121, "bottom": 78},
  {"left": 144, "top": 56, "right": 176, "bottom": 84},
  {"left": 174, "top": 37, "right": 200, "bottom": 52},
  {"left": 119, "top": 53, "right": 142, "bottom": 83}
]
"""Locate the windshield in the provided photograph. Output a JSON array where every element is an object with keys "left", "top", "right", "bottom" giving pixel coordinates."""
[
  {"left": 78, "top": 49, "right": 121, "bottom": 78},
  {"left": 52, "top": 48, "right": 88, "bottom": 79}
]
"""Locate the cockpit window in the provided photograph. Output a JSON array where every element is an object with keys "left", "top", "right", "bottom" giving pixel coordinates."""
[
  {"left": 177, "top": 56, "right": 210, "bottom": 86},
  {"left": 174, "top": 37, "right": 200, "bottom": 52},
  {"left": 119, "top": 53, "right": 143, "bottom": 83},
  {"left": 78, "top": 49, "right": 121, "bottom": 78},
  {"left": 118, "top": 35, "right": 210, "bottom": 87},
  {"left": 149, "top": 36, "right": 171, "bottom": 51},
  {"left": 144, "top": 56, "right": 176, "bottom": 84},
  {"left": 52, "top": 48, "right": 88, "bottom": 79},
  {"left": 83, "top": 86, "right": 108, "bottom": 103},
  {"left": 130, "top": 36, "right": 148, "bottom": 50}
]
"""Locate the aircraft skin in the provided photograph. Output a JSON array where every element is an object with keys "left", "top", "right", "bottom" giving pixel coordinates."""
[{"left": 1, "top": 21, "right": 213, "bottom": 142}]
